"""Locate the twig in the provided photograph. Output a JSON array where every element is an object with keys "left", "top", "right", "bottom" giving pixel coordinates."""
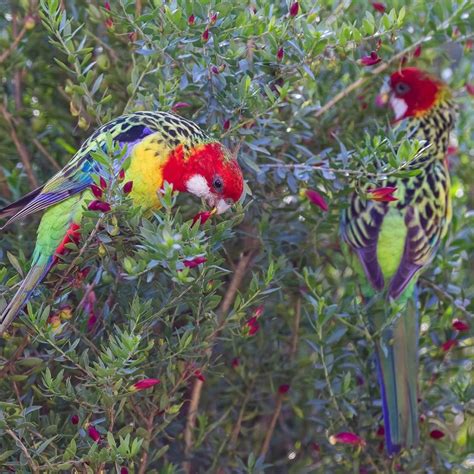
[
  {"left": 32, "top": 138, "right": 61, "bottom": 171},
  {"left": 0, "top": 24, "right": 27, "bottom": 64},
  {"left": 5, "top": 428, "right": 39, "bottom": 473},
  {"left": 183, "top": 241, "right": 259, "bottom": 473},
  {"left": 0, "top": 105, "right": 38, "bottom": 188},
  {"left": 259, "top": 296, "right": 301, "bottom": 459},
  {"left": 138, "top": 412, "right": 156, "bottom": 474}
]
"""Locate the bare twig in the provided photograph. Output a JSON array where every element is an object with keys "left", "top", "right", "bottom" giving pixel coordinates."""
[
  {"left": 259, "top": 296, "right": 301, "bottom": 459},
  {"left": 0, "top": 105, "right": 38, "bottom": 188},
  {"left": 33, "top": 138, "right": 61, "bottom": 171},
  {"left": 5, "top": 428, "right": 39, "bottom": 473},
  {"left": 183, "top": 236, "right": 260, "bottom": 473}
]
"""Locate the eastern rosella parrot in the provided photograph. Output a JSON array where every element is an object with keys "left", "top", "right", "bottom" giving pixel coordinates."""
[
  {"left": 0, "top": 111, "right": 244, "bottom": 334},
  {"left": 341, "top": 68, "right": 456, "bottom": 454}
]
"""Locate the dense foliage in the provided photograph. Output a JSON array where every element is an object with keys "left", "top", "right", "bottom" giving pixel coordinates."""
[{"left": 0, "top": 0, "right": 473, "bottom": 472}]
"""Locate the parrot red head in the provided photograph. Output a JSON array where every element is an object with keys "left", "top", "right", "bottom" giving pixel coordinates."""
[
  {"left": 378, "top": 67, "right": 446, "bottom": 121},
  {"left": 162, "top": 142, "right": 244, "bottom": 214}
]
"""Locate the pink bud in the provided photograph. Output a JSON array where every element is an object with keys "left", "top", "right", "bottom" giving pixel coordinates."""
[
  {"left": 278, "top": 384, "right": 290, "bottom": 394},
  {"left": 99, "top": 177, "right": 107, "bottom": 189},
  {"left": 304, "top": 189, "right": 329, "bottom": 211},
  {"left": 371, "top": 2, "right": 386, "bottom": 13},
  {"left": 413, "top": 45, "right": 422, "bottom": 57},
  {"left": 245, "top": 316, "right": 260, "bottom": 336},
  {"left": 87, "top": 425, "right": 101, "bottom": 443},
  {"left": 466, "top": 83, "right": 474, "bottom": 96},
  {"left": 452, "top": 319, "right": 469, "bottom": 332},
  {"left": 192, "top": 209, "right": 215, "bottom": 226},
  {"left": 202, "top": 29, "right": 209, "bottom": 42},
  {"left": 329, "top": 432, "right": 366, "bottom": 447},
  {"left": 104, "top": 2, "right": 111, "bottom": 12},
  {"left": 188, "top": 14, "right": 195, "bottom": 25},
  {"left": 71, "top": 415, "right": 79, "bottom": 425},
  {"left": 183, "top": 256, "right": 207, "bottom": 268},
  {"left": 231, "top": 357, "right": 240, "bottom": 368},
  {"left": 277, "top": 47, "right": 284, "bottom": 61},
  {"left": 88, "top": 200, "right": 111, "bottom": 212},
  {"left": 87, "top": 311, "right": 98, "bottom": 331},
  {"left": 90, "top": 184, "right": 103, "bottom": 199},
  {"left": 211, "top": 65, "right": 219, "bottom": 74},
  {"left": 430, "top": 429, "right": 445, "bottom": 440},
  {"left": 289, "top": 2, "right": 299, "bottom": 17},
  {"left": 253, "top": 305, "right": 264, "bottom": 318},
  {"left": 223, "top": 119, "right": 230, "bottom": 131},
  {"left": 360, "top": 51, "right": 382, "bottom": 66},
  {"left": 209, "top": 13, "right": 218, "bottom": 25},
  {"left": 172, "top": 102, "right": 191, "bottom": 111},
  {"left": 122, "top": 181, "right": 133, "bottom": 194},
  {"left": 194, "top": 369, "right": 206, "bottom": 382},
  {"left": 131, "top": 378, "right": 161, "bottom": 391},
  {"left": 118, "top": 169, "right": 125, "bottom": 181},
  {"left": 441, "top": 339, "right": 457, "bottom": 352},
  {"left": 120, "top": 468, "right": 129, "bottom": 474},
  {"left": 367, "top": 186, "right": 398, "bottom": 202}
]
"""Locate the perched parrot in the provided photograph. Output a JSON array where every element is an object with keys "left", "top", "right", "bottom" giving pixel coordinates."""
[
  {"left": 341, "top": 68, "right": 456, "bottom": 454},
  {"left": 0, "top": 111, "right": 244, "bottom": 334}
]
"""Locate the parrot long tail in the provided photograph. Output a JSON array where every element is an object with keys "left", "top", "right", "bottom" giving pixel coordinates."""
[
  {"left": 0, "top": 257, "right": 54, "bottom": 335},
  {"left": 374, "top": 296, "right": 419, "bottom": 455}
]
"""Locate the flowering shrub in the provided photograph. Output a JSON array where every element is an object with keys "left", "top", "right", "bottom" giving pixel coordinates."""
[{"left": 0, "top": 0, "right": 473, "bottom": 472}]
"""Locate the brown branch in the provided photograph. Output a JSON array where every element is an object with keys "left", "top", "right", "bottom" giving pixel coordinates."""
[
  {"left": 5, "top": 428, "right": 39, "bottom": 473},
  {"left": 259, "top": 296, "right": 301, "bottom": 459},
  {"left": 0, "top": 24, "right": 27, "bottom": 64},
  {"left": 183, "top": 236, "right": 259, "bottom": 473},
  {"left": 0, "top": 105, "right": 38, "bottom": 188},
  {"left": 138, "top": 412, "right": 155, "bottom": 474},
  {"left": 32, "top": 138, "right": 61, "bottom": 171}
]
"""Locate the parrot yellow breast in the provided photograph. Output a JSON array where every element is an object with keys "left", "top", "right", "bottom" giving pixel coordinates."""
[{"left": 126, "top": 133, "right": 172, "bottom": 210}]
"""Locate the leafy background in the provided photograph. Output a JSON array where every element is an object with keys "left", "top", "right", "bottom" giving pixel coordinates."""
[{"left": 0, "top": 0, "right": 473, "bottom": 472}]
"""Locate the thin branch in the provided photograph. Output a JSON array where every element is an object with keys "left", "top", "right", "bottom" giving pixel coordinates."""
[
  {"left": 183, "top": 242, "right": 259, "bottom": 473},
  {"left": 0, "top": 105, "right": 38, "bottom": 188},
  {"left": 0, "top": 24, "right": 27, "bottom": 64},
  {"left": 32, "top": 138, "right": 61, "bottom": 171},
  {"left": 5, "top": 428, "right": 39, "bottom": 473},
  {"left": 259, "top": 296, "right": 301, "bottom": 459}
]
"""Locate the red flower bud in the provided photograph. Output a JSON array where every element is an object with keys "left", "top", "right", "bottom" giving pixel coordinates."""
[
  {"left": 105, "top": 18, "right": 113, "bottom": 29},
  {"left": 223, "top": 119, "right": 230, "bottom": 131},
  {"left": 231, "top": 357, "right": 240, "bottom": 368},
  {"left": 278, "top": 384, "right": 290, "bottom": 394},
  {"left": 376, "top": 425, "right": 385, "bottom": 437},
  {"left": 303, "top": 188, "right": 329, "bottom": 211},
  {"left": 90, "top": 184, "right": 103, "bottom": 199},
  {"left": 452, "top": 319, "right": 469, "bottom": 332},
  {"left": 245, "top": 316, "right": 260, "bottom": 336},
  {"left": 192, "top": 208, "right": 216, "bottom": 226},
  {"left": 367, "top": 186, "right": 398, "bottom": 202},
  {"left": 209, "top": 12, "right": 218, "bottom": 25},
  {"left": 329, "top": 432, "right": 366, "bottom": 447},
  {"left": 99, "top": 177, "right": 107, "bottom": 189},
  {"left": 188, "top": 14, "right": 195, "bottom": 25},
  {"left": 413, "top": 45, "right": 422, "bottom": 57},
  {"left": 71, "top": 415, "right": 79, "bottom": 425},
  {"left": 429, "top": 429, "right": 445, "bottom": 440},
  {"left": 123, "top": 181, "right": 133, "bottom": 194},
  {"left": 88, "top": 200, "right": 111, "bottom": 212},
  {"left": 131, "top": 378, "right": 161, "bottom": 391},
  {"left": 87, "top": 425, "right": 101, "bottom": 443},
  {"left": 118, "top": 169, "right": 125, "bottom": 181},
  {"left": 277, "top": 47, "right": 284, "bottom": 61},
  {"left": 360, "top": 51, "right": 382, "bottom": 66},
  {"left": 211, "top": 65, "right": 219, "bottom": 74},
  {"left": 194, "top": 369, "right": 206, "bottom": 382},
  {"left": 128, "top": 31, "right": 137, "bottom": 43},
  {"left": 466, "top": 83, "right": 474, "bottom": 96},
  {"left": 289, "top": 2, "right": 299, "bottom": 17},
  {"left": 172, "top": 102, "right": 191, "bottom": 112},
  {"left": 104, "top": 2, "right": 111, "bottom": 11},
  {"left": 441, "top": 339, "right": 457, "bottom": 352},
  {"left": 120, "top": 468, "right": 129, "bottom": 474},
  {"left": 371, "top": 2, "right": 386, "bottom": 13},
  {"left": 202, "top": 28, "right": 209, "bottom": 42},
  {"left": 183, "top": 256, "right": 207, "bottom": 268}
]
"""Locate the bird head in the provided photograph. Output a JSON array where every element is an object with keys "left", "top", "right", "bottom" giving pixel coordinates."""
[
  {"left": 377, "top": 67, "right": 447, "bottom": 121},
  {"left": 162, "top": 142, "right": 244, "bottom": 214}
]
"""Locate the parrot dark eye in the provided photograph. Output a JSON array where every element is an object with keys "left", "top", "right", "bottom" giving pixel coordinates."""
[
  {"left": 212, "top": 176, "right": 224, "bottom": 193},
  {"left": 395, "top": 82, "right": 410, "bottom": 95}
]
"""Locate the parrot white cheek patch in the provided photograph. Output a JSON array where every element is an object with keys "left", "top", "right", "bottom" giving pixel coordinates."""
[
  {"left": 186, "top": 174, "right": 211, "bottom": 198},
  {"left": 390, "top": 97, "right": 408, "bottom": 120}
]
